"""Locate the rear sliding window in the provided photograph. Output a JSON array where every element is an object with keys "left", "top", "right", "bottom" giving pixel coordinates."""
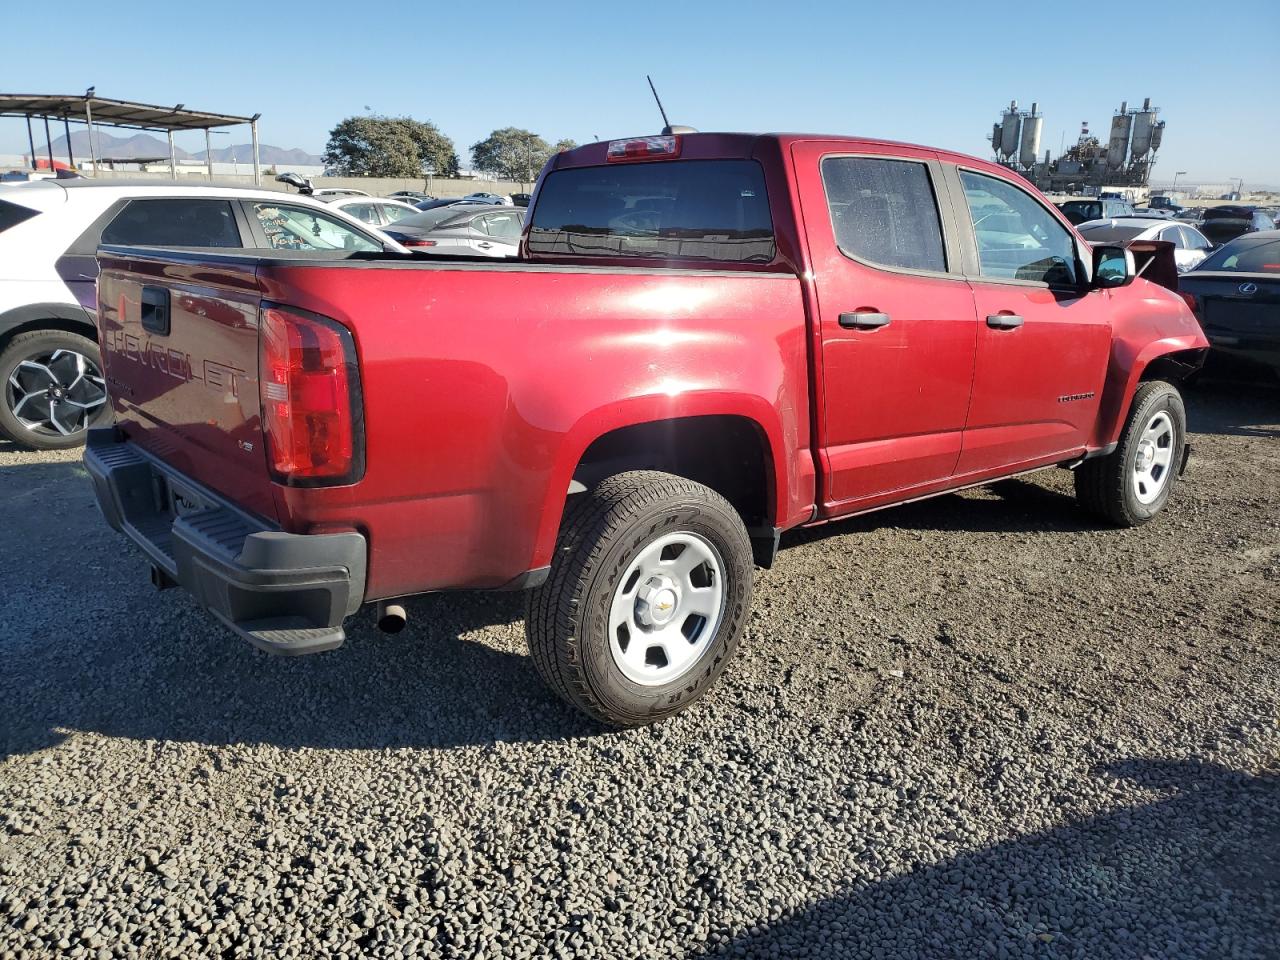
[
  {"left": 527, "top": 159, "right": 775, "bottom": 263},
  {"left": 0, "top": 199, "right": 39, "bottom": 233}
]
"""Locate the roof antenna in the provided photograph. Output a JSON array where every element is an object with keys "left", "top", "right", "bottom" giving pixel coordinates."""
[
  {"left": 647, "top": 75, "right": 671, "bottom": 132},
  {"left": 646, "top": 75, "right": 696, "bottom": 136}
]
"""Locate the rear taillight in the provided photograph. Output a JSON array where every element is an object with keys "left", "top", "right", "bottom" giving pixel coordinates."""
[
  {"left": 260, "top": 305, "right": 364, "bottom": 485},
  {"left": 606, "top": 135, "right": 681, "bottom": 162},
  {"left": 1180, "top": 291, "right": 1198, "bottom": 314}
]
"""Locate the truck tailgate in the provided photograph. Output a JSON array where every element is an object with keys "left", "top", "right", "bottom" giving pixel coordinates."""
[{"left": 96, "top": 249, "right": 278, "bottom": 521}]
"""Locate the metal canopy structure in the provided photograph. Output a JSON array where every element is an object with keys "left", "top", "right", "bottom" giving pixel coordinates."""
[{"left": 0, "top": 90, "right": 262, "bottom": 183}]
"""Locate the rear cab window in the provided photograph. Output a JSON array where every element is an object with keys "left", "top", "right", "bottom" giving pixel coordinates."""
[{"left": 527, "top": 159, "right": 775, "bottom": 264}]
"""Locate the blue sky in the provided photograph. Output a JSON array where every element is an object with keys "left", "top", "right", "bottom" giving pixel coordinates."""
[{"left": 3, "top": 0, "right": 1278, "bottom": 186}]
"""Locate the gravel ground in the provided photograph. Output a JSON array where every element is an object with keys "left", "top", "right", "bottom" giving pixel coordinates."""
[{"left": 1, "top": 382, "right": 1277, "bottom": 960}]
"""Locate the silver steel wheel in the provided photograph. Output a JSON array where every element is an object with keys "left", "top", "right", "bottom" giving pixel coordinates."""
[
  {"left": 608, "top": 531, "right": 727, "bottom": 687},
  {"left": 5, "top": 349, "right": 107, "bottom": 438},
  {"left": 1132, "top": 410, "right": 1175, "bottom": 504}
]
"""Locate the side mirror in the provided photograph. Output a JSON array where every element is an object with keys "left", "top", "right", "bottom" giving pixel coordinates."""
[{"left": 1092, "top": 244, "right": 1135, "bottom": 288}]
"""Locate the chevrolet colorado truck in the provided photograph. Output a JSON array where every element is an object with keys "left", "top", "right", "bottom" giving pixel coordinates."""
[{"left": 85, "top": 132, "right": 1208, "bottom": 725}]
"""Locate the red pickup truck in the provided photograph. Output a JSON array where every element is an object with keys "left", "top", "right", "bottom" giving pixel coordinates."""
[{"left": 85, "top": 132, "right": 1207, "bottom": 725}]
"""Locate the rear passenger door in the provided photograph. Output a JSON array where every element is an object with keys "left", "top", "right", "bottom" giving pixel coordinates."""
[
  {"left": 947, "top": 167, "right": 1112, "bottom": 474},
  {"left": 791, "top": 141, "right": 978, "bottom": 512}
]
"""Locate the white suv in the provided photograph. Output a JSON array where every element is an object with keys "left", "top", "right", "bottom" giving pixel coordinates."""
[{"left": 0, "top": 179, "right": 405, "bottom": 450}]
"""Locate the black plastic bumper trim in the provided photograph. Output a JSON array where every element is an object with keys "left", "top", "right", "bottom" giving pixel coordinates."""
[{"left": 84, "top": 428, "right": 366, "bottom": 655}]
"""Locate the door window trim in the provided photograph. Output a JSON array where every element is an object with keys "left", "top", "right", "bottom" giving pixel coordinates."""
[
  {"left": 945, "top": 163, "right": 1089, "bottom": 291},
  {"left": 817, "top": 152, "right": 965, "bottom": 281}
]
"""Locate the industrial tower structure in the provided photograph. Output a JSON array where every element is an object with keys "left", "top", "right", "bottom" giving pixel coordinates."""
[{"left": 988, "top": 98, "right": 1165, "bottom": 195}]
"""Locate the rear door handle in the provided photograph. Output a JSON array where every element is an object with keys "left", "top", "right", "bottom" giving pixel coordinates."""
[
  {"left": 986, "top": 313, "right": 1024, "bottom": 330},
  {"left": 838, "top": 311, "right": 891, "bottom": 330}
]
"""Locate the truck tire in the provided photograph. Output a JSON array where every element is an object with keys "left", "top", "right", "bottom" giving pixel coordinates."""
[
  {"left": 0, "top": 329, "right": 110, "bottom": 451},
  {"left": 1075, "top": 380, "right": 1186, "bottom": 526},
  {"left": 526, "top": 470, "right": 754, "bottom": 726}
]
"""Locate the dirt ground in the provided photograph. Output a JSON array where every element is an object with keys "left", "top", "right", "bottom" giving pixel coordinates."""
[{"left": 0, "top": 380, "right": 1277, "bottom": 959}]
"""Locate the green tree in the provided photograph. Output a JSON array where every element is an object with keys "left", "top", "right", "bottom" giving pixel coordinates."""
[
  {"left": 554, "top": 138, "right": 579, "bottom": 154},
  {"left": 470, "top": 128, "right": 558, "bottom": 183},
  {"left": 323, "top": 115, "right": 458, "bottom": 179}
]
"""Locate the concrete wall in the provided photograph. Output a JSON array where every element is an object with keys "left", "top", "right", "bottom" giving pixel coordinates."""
[{"left": 85, "top": 168, "right": 529, "bottom": 198}]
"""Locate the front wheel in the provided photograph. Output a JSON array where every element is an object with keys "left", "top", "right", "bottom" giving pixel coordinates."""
[
  {"left": 1075, "top": 380, "right": 1187, "bottom": 526},
  {"left": 526, "top": 471, "right": 754, "bottom": 726}
]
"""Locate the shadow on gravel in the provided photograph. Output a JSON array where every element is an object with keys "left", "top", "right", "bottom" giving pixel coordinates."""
[
  {"left": 0, "top": 586, "right": 607, "bottom": 760},
  {"left": 696, "top": 759, "right": 1280, "bottom": 960}
]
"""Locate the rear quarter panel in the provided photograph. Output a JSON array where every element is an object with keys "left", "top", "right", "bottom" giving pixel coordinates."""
[{"left": 258, "top": 262, "right": 813, "bottom": 599}]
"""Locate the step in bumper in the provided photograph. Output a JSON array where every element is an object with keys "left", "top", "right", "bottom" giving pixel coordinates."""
[{"left": 84, "top": 428, "right": 366, "bottom": 655}]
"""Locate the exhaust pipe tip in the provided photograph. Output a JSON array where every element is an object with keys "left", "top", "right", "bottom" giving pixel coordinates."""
[
  {"left": 150, "top": 564, "right": 175, "bottom": 591},
  {"left": 376, "top": 602, "right": 407, "bottom": 634}
]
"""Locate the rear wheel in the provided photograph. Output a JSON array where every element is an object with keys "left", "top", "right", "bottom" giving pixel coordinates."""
[
  {"left": 0, "top": 329, "right": 110, "bottom": 450},
  {"left": 1075, "top": 380, "right": 1186, "bottom": 526},
  {"left": 526, "top": 471, "right": 753, "bottom": 726}
]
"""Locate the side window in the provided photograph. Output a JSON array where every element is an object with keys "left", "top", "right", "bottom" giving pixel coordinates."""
[
  {"left": 1160, "top": 225, "right": 1188, "bottom": 249},
  {"left": 101, "top": 199, "right": 241, "bottom": 248},
  {"left": 250, "top": 203, "right": 381, "bottom": 252},
  {"left": 486, "top": 212, "right": 523, "bottom": 240},
  {"left": 821, "top": 157, "right": 947, "bottom": 272},
  {"left": 959, "top": 171, "right": 1078, "bottom": 285},
  {"left": 344, "top": 203, "right": 381, "bottom": 226},
  {"left": 381, "top": 203, "right": 417, "bottom": 223},
  {"left": 1186, "top": 228, "right": 1212, "bottom": 251}
]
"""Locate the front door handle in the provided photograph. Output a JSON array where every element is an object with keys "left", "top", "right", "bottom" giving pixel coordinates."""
[
  {"left": 839, "top": 311, "right": 891, "bottom": 330},
  {"left": 986, "top": 313, "right": 1024, "bottom": 330},
  {"left": 476, "top": 241, "right": 493, "bottom": 249}
]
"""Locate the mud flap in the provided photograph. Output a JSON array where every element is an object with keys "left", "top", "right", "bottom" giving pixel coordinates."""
[{"left": 1179, "top": 442, "right": 1192, "bottom": 477}]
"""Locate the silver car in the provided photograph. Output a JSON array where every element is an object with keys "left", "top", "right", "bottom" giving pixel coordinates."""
[
  {"left": 1076, "top": 216, "right": 1214, "bottom": 273},
  {"left": 381, "top": 205, "right": 525, "bottom": 257},
  {"left": 324, "top": 195, "right": 422, "bottom": 230}
]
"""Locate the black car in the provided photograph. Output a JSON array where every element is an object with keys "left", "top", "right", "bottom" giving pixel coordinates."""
[
  {"left": 510, "top": 193, "right": 533, "bottom": 207},
  {"left": 1198, "top": 206, "right": 1275, "bottom": 247},
  {"left": 1058, "top": 198, "right": 1137, "bottom": 225},
  {"left": 1180, "top": 230, "right": 1280, "bottom": 379}
]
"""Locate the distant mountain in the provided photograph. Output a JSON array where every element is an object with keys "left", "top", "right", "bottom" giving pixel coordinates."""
[
  {"left": 194, "top": 144, "right": 323, "bottom": 166},
  {"left": 43, "top": 130, "right": 192, "bottom": 161},
  {"left": 38, "top": 130, "right": 321, "bottom": 166}
]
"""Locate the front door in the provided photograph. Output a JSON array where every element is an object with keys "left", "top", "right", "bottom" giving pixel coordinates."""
[
  {"left": 791, "top": 142, "right": 978, "bottom": 512},
  {"left": 949, "top": 167, "right": 1112, "bottom": 475}
]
